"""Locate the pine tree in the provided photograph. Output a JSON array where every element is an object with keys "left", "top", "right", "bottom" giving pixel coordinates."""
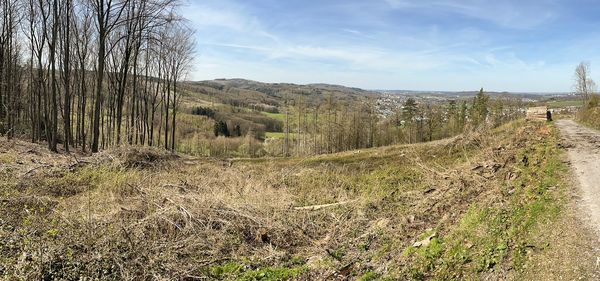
[{"left": 471, "top": 88, "right": 489, "bottom": 127}]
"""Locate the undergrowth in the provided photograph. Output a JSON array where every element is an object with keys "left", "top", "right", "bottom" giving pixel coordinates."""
[
  {"left": 0, "top": 120, "right": 577, "bottom": 280},
  {"left": 404, "top": 122, "right": 568, "bottom": 279}
]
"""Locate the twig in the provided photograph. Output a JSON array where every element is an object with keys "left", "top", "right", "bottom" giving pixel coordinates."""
[{"left": 23, "top": 164, "right": 52, "bottom": 176}]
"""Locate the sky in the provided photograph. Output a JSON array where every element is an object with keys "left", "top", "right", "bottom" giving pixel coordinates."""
[{"left": 180, "top": 0, "right": 600, "bottom": 92}]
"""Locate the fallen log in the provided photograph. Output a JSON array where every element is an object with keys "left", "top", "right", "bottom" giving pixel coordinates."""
[{"left": 293, "top": 199, "right": 357, "bottom": 211}]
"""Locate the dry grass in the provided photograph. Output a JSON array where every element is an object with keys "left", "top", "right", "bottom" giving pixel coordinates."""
[{"left": 0, "top": 120, "right": 593, "bottom": 280}]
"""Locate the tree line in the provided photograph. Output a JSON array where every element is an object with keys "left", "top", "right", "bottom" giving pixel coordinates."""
[
  {"left": 0, "top": 0, "right": 194, "bottom": 153},
  {"left": 271, "top": 89, "right": 525, "bottom": 157}
]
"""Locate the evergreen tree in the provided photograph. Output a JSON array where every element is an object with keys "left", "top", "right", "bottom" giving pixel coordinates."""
[
  {"left": 458, "top": 101, "right": 468, "bottom": 131},
  {"left": 232, "top": 124, "right": 242, "bottom": 137},
  {"left": 214, "top": 121, "right": 230, "bottom": 137},
  {"left": 402, "top": 98, "right": 418, "bottom": 143},
  {"left": 447, "top": 100, "right": 458, "bottom": 135},
  {"left": 471, "top": 88, "right": 489, "bottom": 126}
]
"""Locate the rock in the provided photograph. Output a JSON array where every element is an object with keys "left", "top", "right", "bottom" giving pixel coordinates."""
[{"left": 413, "top": 232, "right": 437, "bottom": 248}]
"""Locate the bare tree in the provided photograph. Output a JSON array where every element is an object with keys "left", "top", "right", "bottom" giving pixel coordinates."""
[
  {"left": 574, "top": 62, "right": 596, "bottom": 105},
  {"left": 165, "top": 24, "right": 194, "bottom": 152},
  {"left": 90, "top": 0, "right": 130, "bottom": 152}
]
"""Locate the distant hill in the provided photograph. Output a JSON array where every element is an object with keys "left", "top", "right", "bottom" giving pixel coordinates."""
[
  {"left": 180, "top": 79, "right": 380, "bottom": 110},
  {"left": 181, "top": 79, "right": 569, "bottom": 110},
  {"left": 378, "top": 90, "right": 570, "bottom": 101}
]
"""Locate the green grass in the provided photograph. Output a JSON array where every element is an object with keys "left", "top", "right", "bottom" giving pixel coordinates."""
[
  {"left": 265, "top": 132, "right": 297, "bottom": 139},
  {"left": 262, "top": 112, "right": 286, "bottom": 121},
  {"left": 546, "top": 99, "right": 582, "bottom": 109},
  {"left": 209, "top": 262, "right": 306, "bottom": 280}
]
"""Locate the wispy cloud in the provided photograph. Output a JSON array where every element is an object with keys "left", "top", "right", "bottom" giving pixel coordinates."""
[
  {"left": 383, "top": 0, "right": 559, "bottom": 29},
  {"left": 181, "top": 0, "right": 600, "bottom": 92}
]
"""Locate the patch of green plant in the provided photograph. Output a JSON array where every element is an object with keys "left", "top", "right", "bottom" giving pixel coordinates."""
[
  {"left": 209, "top": 262, "right": 244, "bottom": 279},
  {"left": 238, "top": 266, "right": 306, "bottom": 281},
  {"left": 358, "top": 271, "right": 380, "bottom": 281},
  {"left": 209, "top": 262, "right": 306, "bottom": 281},
  {"left": 328, "top": 247, "right": 346, "bottom": 261}
]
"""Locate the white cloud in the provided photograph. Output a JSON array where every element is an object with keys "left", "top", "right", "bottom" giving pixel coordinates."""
[
  {"left": 383, "top": 0, "right": 559, "bottom": 29},
  {"left": 183, "top": 0, "right": 576, "bottom": 92}
]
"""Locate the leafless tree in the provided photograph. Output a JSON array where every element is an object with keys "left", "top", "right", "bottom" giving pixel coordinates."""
[{"left": 574, "top": 62, "right": 596, "bottom": 105}]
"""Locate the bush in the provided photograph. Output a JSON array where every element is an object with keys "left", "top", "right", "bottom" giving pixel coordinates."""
[{"left": 588, "top": 94, "right": 600, "bottom": 109}]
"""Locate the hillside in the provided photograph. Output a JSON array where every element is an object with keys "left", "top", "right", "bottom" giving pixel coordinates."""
[
  {"left": 181, "top": 79, "right": 380, "bottom": 110},
  {"left": 1, "top": 119, "right": 596, "bottom": 280},
  {"left": 174, "top": 79, "right": 390, "bottom": 157}
]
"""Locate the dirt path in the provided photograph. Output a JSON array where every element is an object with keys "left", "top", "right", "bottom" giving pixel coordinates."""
[{"left": 556, "top": 119, "right": 600, "bottom": 239}]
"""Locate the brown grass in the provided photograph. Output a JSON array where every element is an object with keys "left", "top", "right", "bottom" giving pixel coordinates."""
[{"left": 0, "top": 120, "right": 589, "bottom": 280}]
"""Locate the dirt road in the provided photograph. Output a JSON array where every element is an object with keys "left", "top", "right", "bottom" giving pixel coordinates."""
[{"left": 556, "top": 119, "right": 600, "bottom": 238}]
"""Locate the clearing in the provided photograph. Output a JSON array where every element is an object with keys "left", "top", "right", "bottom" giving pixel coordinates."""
[{"left": 1, "top": 120, "right": 599, "bottom": 280}]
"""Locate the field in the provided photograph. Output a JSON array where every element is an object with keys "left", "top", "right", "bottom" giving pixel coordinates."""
[
  {"left": 1, "top": 119, "right": 596, "bottom": 280},
  {"left": 546, "top": 99, "right": 582, "bottom": 108},
  {"left": 262, "top": 112, "right": 287, "bottom": 122}
]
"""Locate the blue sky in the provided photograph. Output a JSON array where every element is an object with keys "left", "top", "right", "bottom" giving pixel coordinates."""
[{"left": 180, "top": 0, "right": 600, "bottom": 92}]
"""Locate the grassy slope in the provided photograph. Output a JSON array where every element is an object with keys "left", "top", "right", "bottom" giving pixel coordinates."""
[
  {"left": 578, "top": 107, "right": 600, "bottom": 131},
  {"left": 0, "top": 120, "right": 595, "bottom": 280}
]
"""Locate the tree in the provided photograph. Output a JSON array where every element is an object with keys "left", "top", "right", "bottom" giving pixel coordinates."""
[
  {"left": 402, "top": 98, "right": 417, "bottom": 143},
  {"left": 574, "top": 62, "right": 596, "bottom": 105},
  {"left": 166, "top": 24, "right": 195, "bottom": 152},
  {"left": 90, "top": 0, "right": 131, "bottom": 152},
  {"left": 447, "top": 100, "right": 457, "bottom": 135},
  {"left": 471, "top": 88, "right": 489, "bottom": 127},
  {"left": 214, "top": 120, "right": 229, "bottom": 137},
  {"left": 458, "top": 101, "right": 468, "bottom": 131}
]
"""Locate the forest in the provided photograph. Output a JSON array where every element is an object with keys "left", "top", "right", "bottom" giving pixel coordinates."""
[
  {"left": 0, "top": 0, "right": 530, "bottom": 158},
  {"left": 174, "top": 85, "right": 526, "bottom": 158},
  {"left": 0, "top": 0, "right": 194, "bottom": 153}
]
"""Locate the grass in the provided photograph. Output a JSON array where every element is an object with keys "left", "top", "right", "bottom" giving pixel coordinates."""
[
  {"left": 209, "top": 262, "right": 306, "bottom": 281},
  {"left": 403, "top": 122, "right": 569, "bottom": 279},
  {"left": 578, "top": 107, "right": 600, "bottom": 131},
  {"left": 0, "top": 120, "right": 588, "bottom": 280},
  {"left": 546, "top": 99, "right": 583, "bottom": 109},
  {"left": 262, "top": 112, "right": 286, "bottom": 122},
  {"left": 265, "top": 132, "right": 297, "bottom": 139}
]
